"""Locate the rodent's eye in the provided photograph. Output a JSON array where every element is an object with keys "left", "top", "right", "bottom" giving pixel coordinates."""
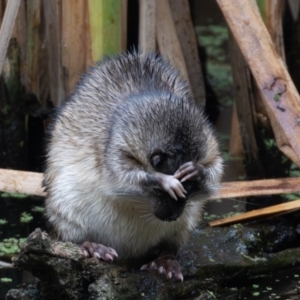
[
  {"left": 125, "top": 153, "right": 143, "bottom": 166},
  {"left": 151, "top": 153, "right": 164, "bottom": 168}
]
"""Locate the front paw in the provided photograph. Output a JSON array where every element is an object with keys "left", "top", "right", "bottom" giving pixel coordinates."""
[
  {"left": 154, "top": 172, "right": 187, "bottom": 200},
  {"left": 79, "top": 241, "right": 118, "bottom": 262},
  {"left": 141, "top": 255, "right": 183, "bottom": 281},
  {"left": 174, "top": 161, "right": 204, "bottom": 182}
]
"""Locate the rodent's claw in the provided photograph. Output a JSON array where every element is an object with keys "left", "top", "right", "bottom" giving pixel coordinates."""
[
  {"left": 81, "top": 248, "right": 89, "bottom": 257},
  {"left": 166, "top": 179, "right": 186, "bottom": 200},
  {"left": 180, "top": 170, "right": 199, "bottom": 183},
  {"left": 155, "top": 172, "right": 187, "bottom": 200},
  {"left": 141, "top": 255, "right": 184, "bottom": 281},
  {"left": 174, "top": 161, "right": 204, "bottom": 182},
  {"left": 167, "top": 187, "right": 177, "bottom": 200},
  {"left": 79, "top": 241, "right": 118, "bottom": 262}
]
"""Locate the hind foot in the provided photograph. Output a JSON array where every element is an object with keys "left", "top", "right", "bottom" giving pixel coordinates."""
[
  {"left": 79, "top": 241, "right": 118, "bottom": 262},
  {"left": 141, "top": 255, "right": 183, "bottom": 281}
]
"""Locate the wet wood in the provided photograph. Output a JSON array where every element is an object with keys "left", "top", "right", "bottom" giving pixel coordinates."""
[
  {"left": 1, "top": 0, "right": 126, "bottom": 106},
  {"left": 287, "top": 0, "right": 300, "bottom": 21},
  {"left": 43, "top": 0, "right": 65, "bottom": 106},
  {"left": 156, "top": 0, "right": 190, "bottom": 89},
  {"left": 215, "top": 177, "right": 300, "bottom": 199},
  {"left": 0, "top": 0, "right": 21, "bottom": 75},
  {"left": 0, "top": 169, "right": 45, "bottom": 196},
  {"left": 217, "top": 0, "right": 300, "bottom": 167},
  {"left": 0, "top": 260, "right": 13, "bottom": 268},
  {"left": 0, "top": 1, "right": 4, "bottom": 22},
  {"left": 61, "top": 0, "right": 87, "bottom": 94},
  {"left": 230, "top": 0, "right": 285, "bottom": 163},
  {"left": 209, "top": 199, "right": 300, "bottom": 227},
  {"left": 265, "top": 0, "right": 286, "bottom": 61},
  {"left": 11, "top": 0, "right": 26, "bottom": 84},
  {"left": 254, "top": 0, "right": 286, "bottom": 127},
  {"left": 0, "top": 41, "right": 27, "bottom": 170},
  {"left": 229, "top": 103, "right": 244, "bottom": 157},
  {"left": 26, "top": 0, "right": 41, "bottom": 96},
  {"left": 228, "top": 31, "right": 258, "bottom": 161},
  {"left": 139, "top": 0, "right": 156, "bottom": 54},
  {"left": 169, "top": 0, "right": 205, "bottom": 105}
]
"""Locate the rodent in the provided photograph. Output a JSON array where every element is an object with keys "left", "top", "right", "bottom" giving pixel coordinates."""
[{"left": 44, "top": 52, "right": 223, "bottom": 281}]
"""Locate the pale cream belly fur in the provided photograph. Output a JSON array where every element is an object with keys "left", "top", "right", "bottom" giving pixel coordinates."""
[{"left": 47, "top": 173, "right": 203, "bottom": 259}]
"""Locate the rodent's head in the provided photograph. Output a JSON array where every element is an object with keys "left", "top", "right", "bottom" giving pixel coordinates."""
[{"left": 105, "top": 92, "right": 223, "bottom": 221}]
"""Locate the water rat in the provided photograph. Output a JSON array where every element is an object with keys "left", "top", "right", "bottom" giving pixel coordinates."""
[{"left": 44, "top": 52, "right": 223, "bottom": 281}]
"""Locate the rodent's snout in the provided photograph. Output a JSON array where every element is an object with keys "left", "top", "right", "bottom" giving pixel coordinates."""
[
  {"left": 151, "top": 178, "right": 202, "bottom": 222},
  {"left": 164, "top": 213, "right": 180, "bottom": 222},
  {"left": 152, "top": 191, "right": 187, "bottom": 222}
]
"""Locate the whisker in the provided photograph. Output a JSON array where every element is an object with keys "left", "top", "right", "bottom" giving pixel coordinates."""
[
  {"left": 140, "top": 212, "right": 153, "bottom": 218},
  {"left": 144, "top": 214, "right": 155, "bottom": 223}
]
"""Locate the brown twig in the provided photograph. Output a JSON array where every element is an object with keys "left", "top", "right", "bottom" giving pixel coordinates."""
[
  {"left": 214, "top": 177, "right": 300, "bottom": 199},
  {"left": 0, "top": 169, "right": 45, "bottom": 197},
  {"left": 209, "top": 199, "right": 300, "bottom": 227}
]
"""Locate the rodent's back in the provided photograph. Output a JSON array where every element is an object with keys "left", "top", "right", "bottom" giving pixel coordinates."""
[{"left": 47, "top": 52, "right": 192, "bottom": 162}]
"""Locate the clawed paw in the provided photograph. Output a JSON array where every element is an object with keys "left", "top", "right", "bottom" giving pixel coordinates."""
[
  {"left": 154, "top": 172, "right": 187, "bottom": 200},
  {"left": 140, "top": 256, "right": 184, "bottom": 281},
  {"left": 79, "top": 241, "right": 118, "bottom": 262},
  {"left": 174, "top": 161, "right": 204, "bottom": 183}
]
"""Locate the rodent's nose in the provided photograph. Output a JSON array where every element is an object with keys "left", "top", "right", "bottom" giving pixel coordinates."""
[
  {"left": 165, "top": 214, "right": 179, "bottom": 222},
  {"left": 152, "top": 193, "right": 186, "bottom": 222}
]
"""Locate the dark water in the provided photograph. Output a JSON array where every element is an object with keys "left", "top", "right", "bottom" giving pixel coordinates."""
[
  {"left": 0, "top": 196, "right": 45, "bottom": 299},
  {"left": 228, "top": 267, "right": 300, "bottom": 300}
]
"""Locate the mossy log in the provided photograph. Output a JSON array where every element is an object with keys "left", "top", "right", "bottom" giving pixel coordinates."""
[{"left": 6, "top": 218, "right": 300, "bottom": 299}]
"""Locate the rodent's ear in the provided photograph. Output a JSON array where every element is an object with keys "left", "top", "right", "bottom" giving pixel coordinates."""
[{"left": 151, "top": 153, "right": 163, "bottom": 168}]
